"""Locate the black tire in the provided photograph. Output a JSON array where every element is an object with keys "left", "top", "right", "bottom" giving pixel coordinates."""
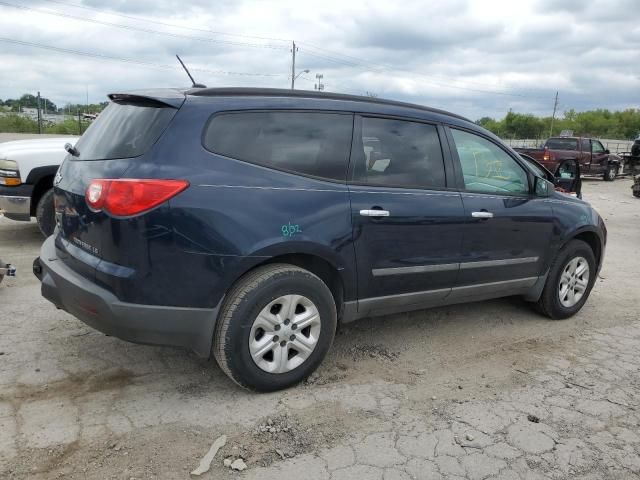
[
  {"left": 35, "top": 188, "right": 55, "bottom": 237},
  {"left": 535, "top": 239, "right": 596, "bottom": 320},
  {"left": 213, "top": 264, "right": 337, "bottom": 392},
  {"left": 0, "top": 258, "right": 4, "bottom": 285},
  {"left": 603, "top": 165, "right": 618, "bottom": 181}
]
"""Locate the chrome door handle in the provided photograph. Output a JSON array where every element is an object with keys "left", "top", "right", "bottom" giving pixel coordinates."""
[
  {"left": 471, "top": 211, "right": 493, "bottom": 218},
  {"left": 360, "top": 209, "right": 390, "bottom": 217}
]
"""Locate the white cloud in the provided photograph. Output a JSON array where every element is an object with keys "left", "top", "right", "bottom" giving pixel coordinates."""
[{"left": 0, "top": 0, "right": 638, "bottom": 119}]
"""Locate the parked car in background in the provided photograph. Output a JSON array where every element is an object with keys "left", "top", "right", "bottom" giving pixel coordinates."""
[
  {"left": 520, "top": 154, "right": 581, "bottom": 198},
  {"left": 0, "top": 136, "right": 80, "bottom": 236},
  {"left": 631, "top": 135, "right": 640, "bottom": 158},
  {"left": 35, "top": 88, "right": 606, "bottom": 391},
  {"left": 515, "top": 136, "right": 622, "bottom": 181}
]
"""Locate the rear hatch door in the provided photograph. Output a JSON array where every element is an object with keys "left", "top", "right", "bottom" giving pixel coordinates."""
[{"left": 54, "top": 95, "right": 181, "bottom": 281}]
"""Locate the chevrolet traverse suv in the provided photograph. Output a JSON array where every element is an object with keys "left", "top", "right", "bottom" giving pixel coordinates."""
[{"left": 35, "top": 88, "right": 606, "bottom": 391}]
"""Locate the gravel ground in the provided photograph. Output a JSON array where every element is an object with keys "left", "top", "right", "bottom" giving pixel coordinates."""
[{"left": 1, "top": 178, "right": 639, "bottom": 479}]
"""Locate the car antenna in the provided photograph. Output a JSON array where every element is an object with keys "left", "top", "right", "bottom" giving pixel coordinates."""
[{"left": 176, "top": 55, "right": 207, "bottom": 88}]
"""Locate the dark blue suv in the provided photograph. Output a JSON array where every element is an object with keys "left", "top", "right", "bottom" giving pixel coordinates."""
[{"left": 35, "top": 88, "right": 606, "bottom": 391}]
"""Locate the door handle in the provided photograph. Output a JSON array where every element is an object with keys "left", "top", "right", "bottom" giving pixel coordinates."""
[
  {"left": 471, "top": 211, "right": 493, "bottom": 219},
  {"left": 360, "top": 209, "right": 390, "bottom": 217}
]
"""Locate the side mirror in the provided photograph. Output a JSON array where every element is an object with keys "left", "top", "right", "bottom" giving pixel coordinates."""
[
  {"left": 604, "top": 149, "right": 610, "bottom": 154},
  {"left": 534, "top": 176, "right": 552, "bottom": 197}
]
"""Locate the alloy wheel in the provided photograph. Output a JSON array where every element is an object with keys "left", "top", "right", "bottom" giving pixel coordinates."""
[
  {"left": 558, "top": 256, "right": 590, "bottom": 308},
  {"left": 249, "top": 294, "right": 321, "bottom": 373}
]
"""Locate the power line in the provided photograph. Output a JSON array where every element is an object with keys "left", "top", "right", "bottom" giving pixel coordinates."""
[
  {"left": 0, "top": 37, "right": 283, "bottom": 77},
  {"left": 297, "top": 44, "right": 553, "bottom": 100},
  {"left": 37, "top": 0, "right": 291, "bottom": 44},
  {"left": 0, "top": 0, "right": 556, "bottom": 100},
  {"left": 0, "top": 1, "right": 288, "bottom": 50}
]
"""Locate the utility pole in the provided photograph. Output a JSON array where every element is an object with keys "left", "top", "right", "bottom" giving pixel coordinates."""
[
  {"left": 36, "top": 91, "right": 42, "bottom": 134},
  {"left": 86, "top": 85, "right": 89, "bottom": 113},
  {"left": 290, "top": 41, "right": 296, "bottom": 90},
  {"left": 77, "top": 109, "right": 82, "bottom": 135},
  {"left": 549, "top": 91, "right": 559, "bottom": 137},
  {"left": 315, "top": 73, "right": 324, "bottom": 91}
]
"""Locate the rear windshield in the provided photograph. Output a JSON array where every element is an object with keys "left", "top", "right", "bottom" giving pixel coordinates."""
[
  {"left": 73, "top": 100, "right": 177, "bottom": 160},
  {"left": 545, "top": 138, "right": 578, "bottom": 151}
]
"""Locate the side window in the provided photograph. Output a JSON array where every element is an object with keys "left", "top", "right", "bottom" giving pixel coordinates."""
[
  {"left": 203, "top": 111, "right": 353, "bottom": 181},
  {"left": 352, "top": 117, "right": 446, "bottom": 189},
  {"left": 581, "top": 139, "right": 590, "bottom": 152},
  {"left": 592, "top": 140, "right": 605, "bottom": 153},
  {"left": 451, "top": 129, "right": 529, "bottom": 195}
]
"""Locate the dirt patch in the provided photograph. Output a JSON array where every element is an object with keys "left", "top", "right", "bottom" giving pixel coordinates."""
[
  {"left": 220, "top": 410, "right": 347, "bottom": 468},
  {"left": 2, "top": 369, "right": 135, "bottom": 403},
  {"left": 4, "top": 402, "right": 358, "bottom": 479},
  {"left": 347, "top": 343, "right": 400, "bottom": 362}
]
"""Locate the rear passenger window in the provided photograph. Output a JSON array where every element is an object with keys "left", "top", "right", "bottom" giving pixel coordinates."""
[
  {"left": 203, "top": 111, "right": 353, "bottom": 181},
  {"left": 352, "top": 117, "right": 446, "bottom": 189},
  {"left": 581, "top": 139, "right": 590, "bottom": 152}
]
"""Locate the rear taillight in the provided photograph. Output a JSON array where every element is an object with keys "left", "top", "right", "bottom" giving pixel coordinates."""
[
  {"left": 85, "top": 179, "right": 189, "bottom": 217},
  {"left": 543, "top": 147, "right": 552, "bottom": 162}
]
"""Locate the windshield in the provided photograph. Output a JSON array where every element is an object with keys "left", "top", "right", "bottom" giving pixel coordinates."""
[
  {"left": 545, "top": 138, "right": 578, "bottom": 151},
  {"left": 73, "top": 100, "right": 177, "bottom": 160}
]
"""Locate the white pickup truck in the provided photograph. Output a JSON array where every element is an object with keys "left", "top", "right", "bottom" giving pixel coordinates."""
[{"left": 0, "top": 136, "right": 79, "bottom": 236}]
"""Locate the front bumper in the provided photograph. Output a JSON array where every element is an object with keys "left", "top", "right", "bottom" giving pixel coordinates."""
[
  {"left": 0, "top": 195, "right": 30, "bottom": 221},
  {"left": 0, "top": 184, "right": 33, "bottom": 221},
  {"left": 36, "top": 235, "right": 220, "bottom": 357}
]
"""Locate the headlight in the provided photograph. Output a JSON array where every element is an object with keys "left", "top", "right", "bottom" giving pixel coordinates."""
[{"left": 0, "top": 159, "right": 21, "bottom": 186}]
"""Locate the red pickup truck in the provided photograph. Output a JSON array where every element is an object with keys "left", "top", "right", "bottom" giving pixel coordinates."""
[{"left": 515, "top": 136, "right": 622, "bottom": 181}]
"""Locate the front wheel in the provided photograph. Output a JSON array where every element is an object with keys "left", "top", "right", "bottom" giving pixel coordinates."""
[
  {"left": 35, "top": 188, "right": 55, "bottom": 237},
  {"left": 534, "top": 239, "right": 596, "bottom": 320},
  {"left": 604, "top": 165, "right": 618, "bottom": 181},
  {"left": 213, "top": 264, "right": 337, "bottom": 392}
]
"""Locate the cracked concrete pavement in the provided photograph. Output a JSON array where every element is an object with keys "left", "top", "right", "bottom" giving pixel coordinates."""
[{"left": 1, "top": 176, "right": 640, "bottom": 479}]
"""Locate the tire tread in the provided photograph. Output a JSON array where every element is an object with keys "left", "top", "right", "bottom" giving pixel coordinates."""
[
  {"left": 535, "top": 239, "right": 595, "bottom": 320},
  {"left": 213, "top": 263, "right": 330, "bottom": 390}
]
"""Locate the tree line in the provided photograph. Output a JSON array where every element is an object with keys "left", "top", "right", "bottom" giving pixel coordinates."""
[
  {"left": 0, "top": 94, "right": 108, "bottom": 114},
  {"left": 477, "top": 109, "right": 640, "bottom": 141}
]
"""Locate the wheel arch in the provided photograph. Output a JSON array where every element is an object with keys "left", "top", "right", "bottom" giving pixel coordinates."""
[
  {"left": 26, "top": 166, "right": 58, "bottom": 216},
  {"left": 241, "top": 252, "right": 347, "bottom": 320},
  {"left": 564, "top": 228, "right": 603, "bottom": 269}
]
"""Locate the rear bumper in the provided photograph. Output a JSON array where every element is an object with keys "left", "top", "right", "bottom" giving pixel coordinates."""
[
  {"left": 0, "top": 184, "right": 32, "bottom": 221},
  {"left": 36, "top": 235, "right": 220, "bottom": 357}
]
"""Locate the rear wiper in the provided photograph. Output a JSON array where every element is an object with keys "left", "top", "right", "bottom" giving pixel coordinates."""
[{"left": 64, "top": 143, "right": 79, "bottom": 157}]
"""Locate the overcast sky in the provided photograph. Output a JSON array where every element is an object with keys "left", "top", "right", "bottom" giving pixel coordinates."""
[{"left": 0, "top": 0, "right": 638, "bottom": 119}]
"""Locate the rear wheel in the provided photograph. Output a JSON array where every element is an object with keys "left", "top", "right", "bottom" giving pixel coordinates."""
[
  {"left": 534, "top": 239, "right": 596, "bottom": 320},
  {"left": 35, "top": 188, "right": 55, "bottom": 237},
  {"left": 213, "top": 264, "right": 337, "bottom": 392},
  {"left": 604, "top": 165, "right": 618, "bottom": 181}
]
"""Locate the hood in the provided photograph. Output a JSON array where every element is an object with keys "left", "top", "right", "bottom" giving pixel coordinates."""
[
  {"left": 0, "top": 136, "right": 80, "bottom": 160},
  {"left": 552, "top": 190, "right": 587, "bottom": 205}
]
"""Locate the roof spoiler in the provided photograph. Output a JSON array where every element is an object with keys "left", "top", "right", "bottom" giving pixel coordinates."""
[{"left": 107, "top": 90, "right": 186, "bottom": 109}]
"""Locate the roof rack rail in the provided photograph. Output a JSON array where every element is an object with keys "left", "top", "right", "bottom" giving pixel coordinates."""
[{"left": 186, "top": 87, "right": 471, "bottom": 122}]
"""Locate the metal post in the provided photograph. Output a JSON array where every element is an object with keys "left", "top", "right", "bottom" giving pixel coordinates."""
[
  {"left": 549, "top": 91, "right": 559, "bottom": 137},
  {"left": 77, "top": 109, "right": 82, "bottom": 135},
  {"left": 36, "top": 91, "right": 42, "bottom": 134},
  {"left": 290, "top": 41, "right": 296, "bottom": 90}
]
